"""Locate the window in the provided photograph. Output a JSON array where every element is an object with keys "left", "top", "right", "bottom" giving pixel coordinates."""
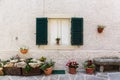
[
  {"left": 36, "top": 17, "right": 83, "bottom": 48},
  {"left": 48, "top": 18, "right": 70, "bottom": 45}
]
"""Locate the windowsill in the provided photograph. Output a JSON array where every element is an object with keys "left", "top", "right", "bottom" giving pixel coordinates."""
[{"left": 38, "top": 45, "right": 80, "bottom": 50}]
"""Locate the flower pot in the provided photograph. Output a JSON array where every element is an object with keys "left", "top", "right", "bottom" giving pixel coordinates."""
[
  {"left": 0, "top": 68, "right": 4, "bottom": 75},
  {"left": 44, "top": 67, "right": 53, "bottom": 75},
  {"left": 56, "top": 38, "right": 60, "bottom": 45},
  {"left": 97, "top": 28, "right": 104, "bottom": 33},
  {"left": 20, "top": 49, "right": 28, "bottom": 54},
  {"left": 69, "top": 68, "right": 76, "bottom": 74},
  {"left": 86, "top": 68, "right": 94, "bottom": 74}
]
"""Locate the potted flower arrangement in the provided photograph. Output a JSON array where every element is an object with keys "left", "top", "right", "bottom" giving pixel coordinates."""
[
  {"left": 84, "top": 60, "right": 95, "bottom": 74},
  {"left": 40, "top": 59, "right": 55, "bottom": 75},
  {"left": 20, "top": 46, "right": 28, "bottom": 54},
  {"left": 66, "top": 60, "right": 79, "bottom": 74},
  {"left": 21, "top": 58, "right": 43, "bottom": 76},
  {"left": 97, "top": 25, "right": 105, "bottom": 33}
]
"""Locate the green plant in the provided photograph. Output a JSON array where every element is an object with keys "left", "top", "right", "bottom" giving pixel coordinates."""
[
  {"left": 0, "top": 59, "right": 3, "bottom": 67},
  {"left": 0, "top": 63, "right": 2, "bottom": 68},
  {"left": 84, "top": 60, "right": 95, "bottom": 69},
  {"left": 56, "top": 38, "right": 60, "bottom": 40},
  {"left": 24, "top": 58, "right": 33, "bottom": 72},
  {"left": 24, "top": 65, "right": 32, "bottom": 72},
  {"left": 2, "top": 60, "right": 10, "bottom": 65},
  {"left": 20, "top": 47, "right": 28, "bottom": 50},
  {"left": 98, "top": 25, "right": 105, "bottom": 28},
  {"left": 20, "top": 46, "right": 29, "bottom": 54},
  {"left": 56, "top": 38, "right": 61, "bottom": 45},
  {"left": 40, "top": 59, "right": 55, "bottom": 70},
  {"left": 39, "top": 56, "right": 46, "bottom": 62}
]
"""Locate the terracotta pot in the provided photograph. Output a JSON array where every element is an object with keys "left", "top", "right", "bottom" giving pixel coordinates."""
[
  {"left": 97, "top": 28, "right": 104, "bottom": 33},
  {"left": 44, "top": 67, "right": 53, "bottom": 75},
  {"left": 86, "top": 68, "right": 94, "bottom": 74},
  {"left": 69, "top": 68, "right": 76, "bottom": 74},
  {"left": 0, "top": 68, "right": 4, "bottom": 75},
  {"left": 20, "top": 49, "right": 28, "bottom": 54}
]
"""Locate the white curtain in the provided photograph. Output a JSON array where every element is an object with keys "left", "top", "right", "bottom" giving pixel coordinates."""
[{"left": 48, "top": 18, "right": 70, "bottom": 45}]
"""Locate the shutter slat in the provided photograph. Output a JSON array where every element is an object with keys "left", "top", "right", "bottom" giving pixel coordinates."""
[
  {"left": 71, "top": 18, "right": 83, "bottom": 45},
  {"left": 36, "top": 18, "right": 48, "bottom": 45}
]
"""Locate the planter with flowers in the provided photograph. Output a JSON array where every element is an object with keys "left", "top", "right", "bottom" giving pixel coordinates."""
[
  {"left": 22, "top": 58, "right": 43, "bottom": 76},
  {"left": 3, "top": 55, "right": 22, "bottom": 75},
  {"left": 2, "top": 55, "right": 43, "bottom": 76},
  {"left": 66, "top": 60, "right": 79, "bottom": 74},
  {"left": 84, "top": 60, "right": 95, "bottom": 74}
]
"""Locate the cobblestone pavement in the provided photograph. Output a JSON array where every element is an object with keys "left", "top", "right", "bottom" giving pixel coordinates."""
[{"left": 0, "top": 71, "right": 120, "bottom": 80}]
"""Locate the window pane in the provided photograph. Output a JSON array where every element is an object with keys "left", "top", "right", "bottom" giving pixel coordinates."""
[
  {"left": 61, "top": 19, "right": 70, "bottom": 45},
  {"left": 48, "top": 19, "right": 57, "bottom": 45}
]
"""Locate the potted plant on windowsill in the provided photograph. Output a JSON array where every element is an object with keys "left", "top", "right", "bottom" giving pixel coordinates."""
[
  {"left": 56, "top": 38, "right": 60, "bottom": 45},
  {"left": 84, "top": 60, "right": 95, "bottom": 74},
  {"left": 66, "top": 59, "right": 79, "bottom": 74},
  {"left": 40, "top": 59, "right": 55, "bottom": 75},
  {"left": 97, "top": 25, "right": 105, "bottom": 33}
]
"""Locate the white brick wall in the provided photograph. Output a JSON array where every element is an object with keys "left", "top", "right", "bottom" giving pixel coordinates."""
[{"left": 0, "top": 0, "right": 120, "bottom": 69}]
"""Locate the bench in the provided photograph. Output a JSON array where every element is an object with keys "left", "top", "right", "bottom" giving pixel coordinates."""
[{"left": 93, "top": 57, "right": 120, "bottom": 72}]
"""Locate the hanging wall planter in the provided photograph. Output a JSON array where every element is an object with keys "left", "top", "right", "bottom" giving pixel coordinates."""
[
  {"left": 20, "top": 49, "right": 28, "bottom": 54},
  {"left": 20, "top": 47, "right": 28, "bottom": 54},
  {"left": 97, "top": 25, "right": 105, "bottom": 33}
]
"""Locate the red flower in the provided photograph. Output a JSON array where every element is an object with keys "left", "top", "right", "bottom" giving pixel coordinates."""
[{"left": 66, "top": 60, "right": 79, "bottom": 68}]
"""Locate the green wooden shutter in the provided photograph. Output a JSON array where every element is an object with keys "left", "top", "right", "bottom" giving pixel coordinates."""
[
  {"left": 36, "top": 18, "right": 48, "bottom": 45},
  {"left": 71, "top": 18, "right": 83, "bottom": 45}
]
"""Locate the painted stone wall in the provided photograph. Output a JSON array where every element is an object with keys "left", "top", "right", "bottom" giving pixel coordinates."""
[
  {"left": 0, "top": 50, "right": 120, "bottom": 70},
  {"left": 0, "top": 0, "right": 120, "bottom": 69}
]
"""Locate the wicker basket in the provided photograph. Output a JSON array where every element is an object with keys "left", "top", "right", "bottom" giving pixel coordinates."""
[
  {"left": 3, "top": 67, "right": 22, "bottom": 75},
  {"left": 22, "top": 67, "right": 43, "bottom": 76}
]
